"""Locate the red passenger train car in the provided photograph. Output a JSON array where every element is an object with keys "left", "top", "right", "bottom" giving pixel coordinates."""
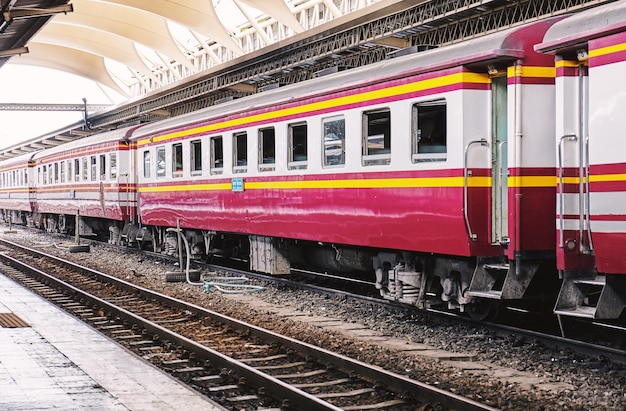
[
  {"left": 129, "top": 18, "right": 561, "bottom": 317},
  {"left": 29, "top": 128, "right": 137, "bottom": 236},
  {"left": 537, "top": 1, "right": 626, "bottom": 318}
]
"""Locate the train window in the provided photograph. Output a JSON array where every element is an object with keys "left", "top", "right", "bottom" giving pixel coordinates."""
[
  {"left": 143, "top": 151, "right": 151, "bottom": 178},
  {"left": 74, "top": 159, "right": 80, "bottom": 182},
  {"left": 43, "top": 165, "right": 47, "bottom": 185},
  {"left": 322, "top": 116, "right": 345, "bottom": 167},
  {"left": 210, "top": 136, "right": 223, "bottom": 175},
  {"left": 23, "top": 170, "right": 27, "bottom": 185},
  {"left": 110, "top": 153, "right": 117, "bottom": 180},
  {"left": 288, "top": 122, "right": 308, "bottom": 170},
  {"left": 60, "top": 161, "right": 65, "bottom": 183},
  {"left": 412, "top": 99, "right": 447, "bottom": 162},
  {"left": 90, "top": 156, "right": 97, "bottom": 181},
  {"left": 99, "top": 155, "right": 106, "bottom": 181},
  {"left": 190, "top": 140, "right": 202, "bottom": 175},
  {"left": 172, "top": 143, "right": 183, "bottom": 178},
  {"left": 233, "top": 132, "right": 247, "bottom": 174},
  {"left": 362, "top": 108, "right": 391, "bottom": 166},
  {"left": 81, "top": 157, "right": 87, "bottom": 180},
  {"left": 66, "top": 161, "right": 71, "bottom": 182},
  {"left": 48, "top": 164, "right": 53, "bottom": 185},
  {"left": 54, "top": 163, "right": 59, "bottom": 183},
  {"left": 156, "top": 147, "right": 166, "bottom": 178},
  {"left": 258, "top": 127, "right": 275, "bottom": 172}
]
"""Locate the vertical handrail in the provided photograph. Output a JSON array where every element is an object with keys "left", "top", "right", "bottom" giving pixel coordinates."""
[
  {"left": 463, "top": 139, "right": 489, "bottom": 241},
  {"left": 584, "top": 134, "right": 593, "bottom": 251},
  {"left": 497, "top": 140, "right": 508, "bottom": 242},
  {"left": 576, "top": 63, "right": 593, "bottom": 253},
  {"left": 578, "top": 65, "right": 587, "bottom": 254},
  {"left": 558, "top": 134, "right": 577, "bottom": 247}
]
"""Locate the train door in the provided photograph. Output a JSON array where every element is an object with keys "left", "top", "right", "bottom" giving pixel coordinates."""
[
  {"left": 557, "top": 62, "right": 593, "bottom": 266},
  {"left": 491, "top": 75, "right": 508, "bottom": 246}
]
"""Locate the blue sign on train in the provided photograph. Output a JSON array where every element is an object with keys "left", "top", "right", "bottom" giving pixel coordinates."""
[{"left": 232, "top": 178, "right": 244, "bottom": 192}]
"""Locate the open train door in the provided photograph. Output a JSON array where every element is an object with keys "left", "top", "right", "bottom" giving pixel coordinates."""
[{"left": 491, "top": 75, "right": 509, "bottom": 247}]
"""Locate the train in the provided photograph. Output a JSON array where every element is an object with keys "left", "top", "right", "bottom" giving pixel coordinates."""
[{"left": 1, "top": 1, "right": 626, "bottom": 321}]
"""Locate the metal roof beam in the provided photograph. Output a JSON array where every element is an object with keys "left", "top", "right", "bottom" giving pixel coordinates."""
[
  {"left": 0, "top": 46, "right": 28, "bottom": 58},
  {"left": 4, "top": 4, "right": 73, "bottom": 20}
]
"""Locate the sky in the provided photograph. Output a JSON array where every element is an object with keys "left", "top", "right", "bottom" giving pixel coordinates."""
[{"left": 0, "top": 64, "right": 125, "bottom": 151}]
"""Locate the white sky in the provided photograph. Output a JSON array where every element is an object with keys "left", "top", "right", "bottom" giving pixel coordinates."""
[{"left": 0, "top": 64, "right": 125, "bottom": 151}]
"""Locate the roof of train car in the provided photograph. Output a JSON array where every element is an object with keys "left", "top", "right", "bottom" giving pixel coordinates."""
[
  {"left": 132, "top": 18, "right": 558, "bottom": 141},
  {"left": 0, "top": 151, "right": 36, "bottom": 167},
  {"left": 536, "top": 0, "right": 626, "bottom": 53},
  {"left": 30, "top": 126, "right": 134, "bottom": 163}
]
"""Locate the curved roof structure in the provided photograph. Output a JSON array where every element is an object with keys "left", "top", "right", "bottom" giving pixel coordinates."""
[{"left": 2, "top": 0, "right": 353, "bottom": 98}]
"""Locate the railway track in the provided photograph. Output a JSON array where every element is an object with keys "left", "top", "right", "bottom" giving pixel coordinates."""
[{"left": 0, "top": 238, "right": 496, "bottom": 411}]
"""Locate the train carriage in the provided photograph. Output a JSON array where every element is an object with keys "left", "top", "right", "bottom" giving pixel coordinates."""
[
  {"left": 537, "top": 0, "right": 626, "bottom": 319},
  {"left": 30, "top": 128, "right": 137, "bottom": 236},
  {"left": 131, "top": 19, "right": 561, "bottom": 315},
  {"left": 0, "top": 152, "right": 35, "bottom": 224}
]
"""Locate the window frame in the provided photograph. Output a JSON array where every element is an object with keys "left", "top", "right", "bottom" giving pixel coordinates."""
[
  {"left": 190, "top": 139, "right": 202, "bottom": 176},
  {"left": 210, "top": 136, "right": 224, "bottom": 175},
  {"left": 233, "top": 132, "right": 248, "bottom": 174},
  {"left": 99, "top": 154, "right": 107, "bottom": 181},
  {"left": 156, "top": 146, "right": 166, "bottom": 178},
  {"left": 361, "top": 107, "right": 391, "bottom": 166},
  {"left": 322, "top": 115, "right": 346, "bottom": 168},
  {"left": 109, "top": 153, "right": 117, "bottom": 180},
  {"left": 172, "top": 143, "right": 183, "bottom": 178},
  {"left": 411, "top": 99, "right": 448, "bottom": 163},
  {"left": 258, "top": 127, "right": 276, "bottom": 172},
  {"left": 143, "top": 150, "right": 151, "bottom": 178},
  {"left": 288, "top": 122, "right": 308, "bottom": 170}
]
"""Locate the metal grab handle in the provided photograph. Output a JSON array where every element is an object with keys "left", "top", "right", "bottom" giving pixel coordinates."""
[
  {"left": 557, "top": 134, "right": 577, "bottom": 248},
  {"left": 463, "top": 139, "right": 489, "bottom": 241}
]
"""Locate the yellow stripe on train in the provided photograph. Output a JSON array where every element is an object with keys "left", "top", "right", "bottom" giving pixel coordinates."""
[{"left": 138, "top": 176, "right": 493, "bottom": 193}]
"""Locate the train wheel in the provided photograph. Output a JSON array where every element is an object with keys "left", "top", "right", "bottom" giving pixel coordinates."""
[{"left": 467, "top": 299, "right": 500, "bottom": 321}]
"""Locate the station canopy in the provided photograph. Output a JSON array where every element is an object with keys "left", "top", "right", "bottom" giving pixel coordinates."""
[{"left": 0, "top": 0, "right": 366, "bottom": 97}]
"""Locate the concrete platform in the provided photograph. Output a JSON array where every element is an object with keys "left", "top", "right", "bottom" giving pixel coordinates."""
[{"left": 0, "top": 273, "right": 225, "bottom": 410}]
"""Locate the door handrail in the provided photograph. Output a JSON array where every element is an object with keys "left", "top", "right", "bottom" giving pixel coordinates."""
[
  {"left": 584, "top": 134, "right": 593, "bottom": 251},
  {"left": 464, "top": 139, "right": 489, "bottom": 241},
  {"left": 558, "top": 134, "right": 577, "bottom": 248}
]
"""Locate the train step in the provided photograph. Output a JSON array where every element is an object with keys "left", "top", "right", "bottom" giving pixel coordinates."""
[
  {"left": 554, "top": 306, "right": 597, "bottom": 319},
  {"left": 468, "top": 259, "right": 540, "bottom": 300},
  {"left": 466, "top": 290, "right": 503, "bottom": 299},
  {"left": 483, "top": 263, "right": 509, "bottom": 271},
  {"left": 554, "top": 274, "right": 626, "bottom": 319}
]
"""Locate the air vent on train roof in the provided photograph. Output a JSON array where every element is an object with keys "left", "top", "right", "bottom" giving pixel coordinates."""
[{"left": 388, "top": 44, "right": 438, "bottom": 59}]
